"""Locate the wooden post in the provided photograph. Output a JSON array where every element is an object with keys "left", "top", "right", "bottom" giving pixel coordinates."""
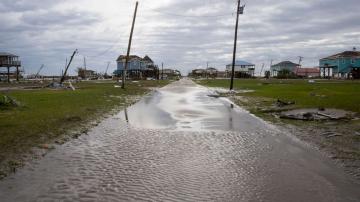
[
  {"left": 16, "top": 66, "right": 19, "bottom": 82},
  {"left": 60, "top": 49, "right": 77, "bottom": 84},
  {"left": 122, "top": 1, "right": 139, "bottom": 89},
  {"left": 7, "top": 66, "right": 10, "bottom": 83},
  {"left": 161, "top": 63, "right": 164, "bottom": 80},
  {"left": 230, "top": 0, "right": 242, "bottom": 90}
]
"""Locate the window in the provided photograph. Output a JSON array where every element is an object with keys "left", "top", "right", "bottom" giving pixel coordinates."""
[
  {"left": 342, "top": 59, "right": 345, "bottom": 64},
  {"left": 351, "top": 59, "right": 355, "bottom": 64}
]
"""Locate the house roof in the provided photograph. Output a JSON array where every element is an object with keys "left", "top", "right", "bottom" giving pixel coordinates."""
[
  {"left": 143, "top": 55, "right": 153, "bottom": 63},
  {"left": 321, "top": 51, "right": 360, "bottom": 60},
  {"left": 206, "top": 67, "right": 218, "bottom": 71},
  {"left": 116, "top": 55, "right": 142, "bottom": 62},
  {"left": 227, "top": 60, "right": 254, "bottom": 66},
  {"left": 193, "top": 69, "right": 206, "bottom": 73},
  {"left": 0, "top": 52, "right": 18, "bottom": 57},
  {"left": 272, "top": 61, "right": 299, "bottom": 67}
]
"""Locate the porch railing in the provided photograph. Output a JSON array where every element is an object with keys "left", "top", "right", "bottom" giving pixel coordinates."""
[{"left": 0, "top": 61, "right": 21, "bottom": 66}]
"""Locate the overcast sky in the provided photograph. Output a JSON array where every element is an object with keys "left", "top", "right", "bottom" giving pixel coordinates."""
[{"left": 1, "top": 0, "right": 359, "bottom": 75}]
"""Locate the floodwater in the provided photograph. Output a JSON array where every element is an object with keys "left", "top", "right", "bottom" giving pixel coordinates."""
[{"left": 0, "top": 79, "right": 359, "bottom": 202}]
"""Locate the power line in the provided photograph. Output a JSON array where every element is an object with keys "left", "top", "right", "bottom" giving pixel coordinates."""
[
  {"left": 147, "top": 9, "right": 234, "bottom": 18},
  {"left": 141, "top": 3, "right": 235, "bottom": 18}
]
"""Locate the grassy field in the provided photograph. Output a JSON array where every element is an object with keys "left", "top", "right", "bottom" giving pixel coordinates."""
[
  {"left": 0, "top": 80, "right": 169, "bottom": 175},
  {"left": 197, "top": 79, "right": 360, "bottom": 113}
]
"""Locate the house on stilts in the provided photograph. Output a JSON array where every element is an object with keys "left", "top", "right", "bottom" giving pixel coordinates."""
[
  {"left": 114, "top": 55, "right": 159, "bottom": 80},
  {"left": 0, "top": 52, "right": 22, "bottom": 82}
]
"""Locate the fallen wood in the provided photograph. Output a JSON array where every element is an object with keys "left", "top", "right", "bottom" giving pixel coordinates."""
[
  {"left": 276, "top": 99, "right": 295, "bottom": 107},
  {"left": 317, "top": 112, "right": 338, "bottom": 120}
]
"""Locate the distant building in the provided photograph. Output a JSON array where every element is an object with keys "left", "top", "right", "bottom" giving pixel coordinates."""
[
  {"left": 0, "top": 52, "right": 22, "bottom": 82},
  {"left": 191, "top": 69, "right": 206, "bottom": 78},
  {"left": 77, "top": 68, "right": 97, "bottom": 80},
  {"left": 295, "top": 67, "right": 320, "bottom": 78},
  {"left": 270, "top": 61, "right": 300, "bottom": 77},
  {"left": 161, "top": 68, "right": 181, "bottom": 79},
  {"left": 226, "top": 60, "right": 255, "bottom": 78},
  {"left": 216, "top": 71, "right": 227, "bottom": 78},
  {"left": 319, "top": 48, "right": 360, "bottom": 78},
  {"left": 115, "top": 55, "right": 158, "bottom": 79},
  {"left": 206, "top": 67, "right": 218, "bottom": 78}
]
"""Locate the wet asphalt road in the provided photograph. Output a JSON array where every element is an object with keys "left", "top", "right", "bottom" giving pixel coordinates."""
[{"left": 0, "top": 79, "right": 359, "bottom": 202}]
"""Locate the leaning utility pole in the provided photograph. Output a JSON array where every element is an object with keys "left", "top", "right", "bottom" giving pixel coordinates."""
[
  {"left": 298, "top": 56, "right": 304, "bottom": 66},
  {"left": 122, "top": 1, "right": 139, "bottom": 89},
  {"left": 60, "top": 49, "right": 77, "bottom": 84},
  {"left": 230, "top": 0, "right": 245, "bottom": 90}
]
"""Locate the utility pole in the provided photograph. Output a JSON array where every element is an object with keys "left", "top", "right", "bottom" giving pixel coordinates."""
[
  {"left": 105, "top": 62, "right": 110, "bottom": 77},
  {"left": 230, "top": 0, "right": 245, "bottom": 90},
  {"left": 83, "top": 56, "right": 87, "bottom": 79},
  {"left": 122, "top": 1, "right": 139, "bottom": 89},
  {"left": 60, "top": 49, "right": 77, "bottom": 84},
  {"left": 206, "top": 61, "right": 209, "bottom": 79},
  {"left": 162, "top": 63, "right": 164, "bottom": 79},
  {"left": 260, "top": 63, "right": 265, "bottom": 77},
  {"left": 296, "top": 56, "right": 303, "bottom": 76},
  {"left": 270, "top": 59, "right": 273, "bottom": 77},
  {"left": 84, "top": 57, "right": 87, "bottom": 70},
  {"left": 298, "top": 56, "right": 303, "bottom": 66}
]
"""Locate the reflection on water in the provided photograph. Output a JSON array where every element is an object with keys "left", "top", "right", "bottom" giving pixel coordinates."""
[
  {"left": 124, "top": 107, "right": 129, "bottom": 122},
  {"left": 118, "top": 80, "right": 264, "bottom": 132}
]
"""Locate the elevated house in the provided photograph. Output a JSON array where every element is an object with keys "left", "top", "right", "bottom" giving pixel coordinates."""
[
  {"left": 206, "top": 67, "right": 218, "bottom": 78},
  {"left": 270, "top": 61, "right": 300, "bottom": 77},
  {"left": 191, "top": 69, "right": 206, "bottom": 78},
  {"left": 0, "top": 52, "right": 22, "bottom": 82},
  {"left": 77, "top": 68, "right": 98, "bottom": 80},
  {"left": 319, "top": 48, "right": 360, "bottom": 79},
  {"left": 115, "top": 55, "right": 158, "bottom": 79},
  {"left": 161, "top": 69, "right": 181, "bottom": 79},
  {"left": 226, "top": 60, "right": 255, "bottom": 78}
]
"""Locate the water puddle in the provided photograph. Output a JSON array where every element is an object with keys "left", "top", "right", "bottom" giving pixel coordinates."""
[{"left": 118, "top": 79, "right": 265, "bottom": 132}]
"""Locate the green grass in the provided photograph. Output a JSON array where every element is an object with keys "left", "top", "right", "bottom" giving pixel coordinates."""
[
  {"left": 197, "top": 79, "right": 360, "bottom": 113},
  {"left": 0, "top": 80, "right": 169, "bottom": 165}
]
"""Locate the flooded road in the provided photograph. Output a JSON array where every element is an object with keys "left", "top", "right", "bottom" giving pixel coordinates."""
[{"left": 0, "top": 79, "right": 359, "bottom": 201}]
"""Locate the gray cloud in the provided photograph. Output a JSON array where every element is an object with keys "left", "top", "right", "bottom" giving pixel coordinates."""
[{"left": 0, "top": 0, "right": 359, "bottom": 75}]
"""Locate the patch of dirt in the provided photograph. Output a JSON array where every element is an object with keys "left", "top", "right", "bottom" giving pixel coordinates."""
[{"left": 229, "top": 95, "right": 360, "bottom": 180}]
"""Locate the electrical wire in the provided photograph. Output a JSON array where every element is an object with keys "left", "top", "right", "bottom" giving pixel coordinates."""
[
  {"left": 78, "top": 0, "right": 237, "bottom": 59},
  {"left": 140, "top": 0, "right": 235, "bottom": 18}
]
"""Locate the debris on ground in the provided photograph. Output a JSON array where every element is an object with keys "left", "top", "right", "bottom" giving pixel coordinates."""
[
  {"left": 208, "top": 94, "right": 221, "bottom": 98},
  {"left": 320, "top": 132, "right": 343, "bottom": 138},
  {"left": 38, "top": 144, "right": 55, "bottom": 150},
  {"left": 68, "top": 81, "right": 75, "bottom": 91},
  {"left": 276, "top": 99, "right": 295, "bottom": 107},
  {"left": 280, "top": 108, "right": 354, "bottom": 121},
  {"left": 0, "top": 95, "right": 20, "bottom": 107},
  {"left": 46, "top": 82, "right": 75, "bottom": 90}
]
